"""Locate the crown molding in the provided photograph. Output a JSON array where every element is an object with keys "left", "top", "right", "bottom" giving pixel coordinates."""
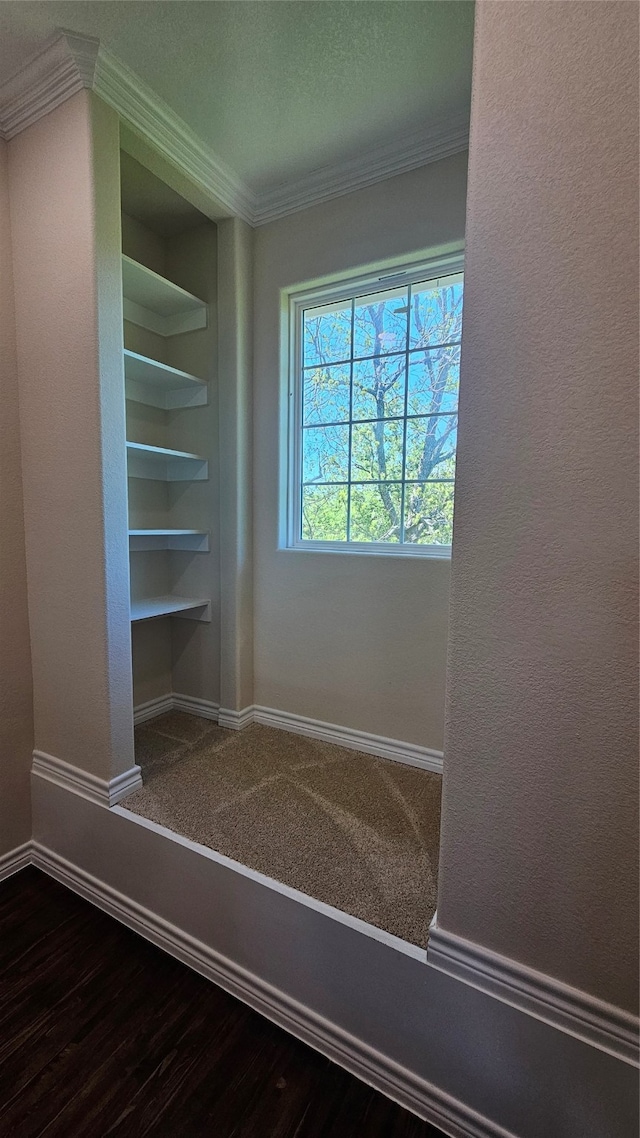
[
  {"left": 251, "top": 114, "right": 470, "bottom": 226},
  {"left": 0, "top": 28, "right": 469, "bottom": 228},
  {"left": 0, "top": 28, "right": 254, "bottom": 222},
  {"left": 93, "top": 46, "right": 255, "bottom": 224},
  {"left": 0, "top": 29, "right": 98, "bottom": 140}
]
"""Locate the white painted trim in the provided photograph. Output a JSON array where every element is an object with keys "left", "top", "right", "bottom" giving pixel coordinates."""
[
  {"left": 252, "top": 113, "right": 470, "bottom": 226},
  {"left": 133, "top": 694, "right": 174, "bottom": 726},
  {"left": 31, "top": 751, "right": 142, "bottom": 807},
  {"left": 116, "top": 805, "right": 425, "bottom": 962},
  {"left": 427, "top": 918, "right": 639, "bottom": 1069},
  {"left": 133, "top": 692, "right": 222, "bottom": 726},
  {"left": 217, "top": 705, "right": 256, "bottom": 731},
  {"left": 129, "top": 531, "right": 209, "bottom": 553},
  {"left": 172, "top": 693, "right": 220, "bottom": 722},
  {"left": 283, "top": 255, "right": 464, "bottom": 558},
  {"left": 0, "top": 29, "right": 98, "bottom": 140},
  {"left": 132, "top": 694, "right": 443, "bottom": 773},
  {"left": 0, "top": 841, "right": 32, "bottom": 881},
  {"left": 0, "top": 31, "right": 468, "bottom": 226},
  {"left": 251, "top": 706, "right": 444, "bottom": 773},
  {"left": 216, "top": 702, "right": 443, "bottom": 773},
  {"left": 29, "top": 839, "right": 513, "bottom": 1138},
  {"left": 94, "top": 45, "right": 254, "bottom": 223},
  {"left": 25, "top": 745, "right": 636, "bottom": 1072},
  {"left": 122, "top": 297, "right": 208, "bottom": 338}
]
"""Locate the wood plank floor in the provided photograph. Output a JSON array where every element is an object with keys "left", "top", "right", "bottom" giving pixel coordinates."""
[{"left": 0, "top": 868, "right": 446, "bottom": 1138}]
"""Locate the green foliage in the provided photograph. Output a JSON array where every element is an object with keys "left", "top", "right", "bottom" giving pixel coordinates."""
[
  {"left": 302, "top": 486, "right": 348, "bottom": 542},
  {"left": 301, "top": 275, "right": 462, "bottom": 546}
]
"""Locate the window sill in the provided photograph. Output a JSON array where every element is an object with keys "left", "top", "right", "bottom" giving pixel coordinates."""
[{"left": 281, "top": 540, "right": 452, "bottom": 560}]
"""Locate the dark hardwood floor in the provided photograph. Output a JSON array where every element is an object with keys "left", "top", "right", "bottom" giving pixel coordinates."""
[{"left": 0, "top": 868, "right": 446, "bottom": 1138}]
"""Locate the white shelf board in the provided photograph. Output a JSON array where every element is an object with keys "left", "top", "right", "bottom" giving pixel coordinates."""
[
  {"left": 124, "top": 350, "right": 207, "bottom": 409},
  {"left": 129, "top": 529, "right": 210, "bottom": 552},
  {"left": 130, "top": 596, "right": 211, "bottom": 623},
  {"left": 126, "top": 441, "right": 208, "bottom": 481},
  {"left": 122, "top": 255, "right": 208, "bottom": 337}
]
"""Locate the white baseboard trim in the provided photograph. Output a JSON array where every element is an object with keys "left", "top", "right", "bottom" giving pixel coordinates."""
[
  {"left": 0, "top": 841, "right": 32, "bottom": 881},
  {"left": 217, "top": 704, "right": 256, "bottom": 731},
  {"left": 117, "top": 807, "right": 426, "bottom": 962},
  {"left": 427, "top": 918, "right": 639, "bottom": 1069},
  {"left": 252, "top": 706, "right": 444, "bottom": 774},
  {"left": 31, "top": 751, "right": 143, "bottom": 807},
  {"left": 133, "top": 694, "right": 174, "bottom": 725},
  {"left": 28, "top": 840, "right": 514, "bottom": 1138},
  {"left": 172, "top": 693, "right": 220, "bottom": 722},
  {"left": 132, "top": 695, "right": 444, "bottom": 774},
  {"left": 134, "top": 693, "right": 221, "bottom": 726}
]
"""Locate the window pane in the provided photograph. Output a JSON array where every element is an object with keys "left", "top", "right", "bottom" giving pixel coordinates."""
[
  {"left": 303, "top": 424, "right": 349, "bottom": 483},
  {"left": 350, "top": 483, "right": 401, "bottom": 543},
  {"left": 409, "top": 277, "right": 463, "bottom": 348},
  {"left": 404, "top": 481, "right": 455, "bottom": 545},
  {"left": 407, "top": 345, "right": 460, "bottom": 416},
  {"left": 303, "top": 364, "right": 351, "bottom": 425},
  {"left": 405, "top": 415, "right": 457, "bottom": 481},
  {"left": 296, "top": 267, "right": 463, "bottom": 550},
  {"left": 302, "top": 485, "right": 348, "bottom": 541},
  {"left": 353, "top": 286, "right": 408, "bottom": 359},
  {"left": 352, "top": 355, "right": 406, "bottom": 421},
  {"left": 304, "top": 300, "right": 352, "bottom": 366},
  {"left": 351, "top": 420, "right": 404, "bottom": 481}
]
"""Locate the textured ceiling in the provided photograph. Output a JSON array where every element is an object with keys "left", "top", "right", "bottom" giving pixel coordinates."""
[{"left": 0, "top": 1, "right": 474, "bottom": 193}]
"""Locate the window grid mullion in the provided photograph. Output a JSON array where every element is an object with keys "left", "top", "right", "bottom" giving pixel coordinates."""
[
  {"left": 301, "top": 479, "right": 456, "bottom": 487},
  {"left": 299, "top": 308, "right": 305, "bottom": 541},
  {"left": 302, "top": 338, "right": 462, "bottom": 374},
  {"left": 302, "top": 409, "right": 459, "bottom": 431},
  {"left": 298, "top": 267, "right": 462, "bottom": 550},
  {"left": 346, "top": 298, "right": 355, "bottom": 541},
  {"left": 399, "top": 282, "right": 413, "bottom": 543}
]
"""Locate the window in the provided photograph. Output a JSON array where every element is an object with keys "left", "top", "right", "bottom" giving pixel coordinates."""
[{"left": 284, "top": 257, "right": 464, "bottom": 555}]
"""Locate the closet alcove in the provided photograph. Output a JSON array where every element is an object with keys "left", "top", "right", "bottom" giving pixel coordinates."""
[{"left": 120, "top": 153, "right": 220, "bottom": 718}]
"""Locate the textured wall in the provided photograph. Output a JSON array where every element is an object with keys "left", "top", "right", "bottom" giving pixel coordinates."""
[
  {"left": 218, "top": 217, "right": 255, "bottom": 713},
  {"left": 165, "top": 223, "right": 220, "bottom": 705},
  {"left": 34, "top": 779, "right": 639, "bottom": 1138},
  {"left": 9, "top": 92, "right": 134, "bottom": 781},
  {"left": 438, "top": 0, "right": 639, "bottom": 1014},
  {"left": 122, "top": 211, "right": 221, "bottom": 709},
  {"left": 122, "top": 213, "right": 173, "bottom": 707},
  {"left": 253, "top": 155, "right": 468, "bottom": 748},
  {"left": 0, "top": 138, "right": 33, "bottom": 854}
]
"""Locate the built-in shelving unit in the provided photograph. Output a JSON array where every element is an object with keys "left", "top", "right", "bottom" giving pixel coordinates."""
[
  {"left": 122, "top": 254, "right": 208, "bottom": 337},
  {"left": 129, "top": 529, "right": 209, "bottom": 552},
  {"left": 130, "top": 596, "right": 212, "bottom": 623},
  {"left": 121, "top": 208, "right": 214, "bottom": 638},
  {"left": 124, "top": 349, "right": 207, "bottom": 409},
  {"left": 126, "top": 441, "right": 208, "bottom": 481}
]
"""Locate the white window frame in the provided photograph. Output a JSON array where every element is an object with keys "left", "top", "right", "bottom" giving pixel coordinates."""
[{"left": 281, "top": 251, "right": 464, "bottom": 558}]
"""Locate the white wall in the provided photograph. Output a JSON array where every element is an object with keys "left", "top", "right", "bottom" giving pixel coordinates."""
[
  {"left": 122, "top": 213, "right": 174, "bottom": 706},
  {"left": 0, "top": 137, "right": 33, "bottom": 855},
  {"left": 218, "top": 217, "right": 255, "bottom": 714},
  {"left": 253, "top": 154, "right": 468, "bottom": 749},
  {"left": 5, "top": 16, "right": 638, "bottom": 1135},
  {"left": 9, "top": 92, "right": 134, "bottom": 781},
  {"left": 437, "top": 0, "right": 639, "bottom": 1015},
  {"left": 165, "top": 223, "right": 221, "bottom": 705},
  {"left": 32, "top": 781, "right": 639, "bottom": 1138}
]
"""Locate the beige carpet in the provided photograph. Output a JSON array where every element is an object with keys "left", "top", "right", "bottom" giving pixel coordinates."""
[{"left": 125, "top": 711, "right": 442, "bottom": 947}]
